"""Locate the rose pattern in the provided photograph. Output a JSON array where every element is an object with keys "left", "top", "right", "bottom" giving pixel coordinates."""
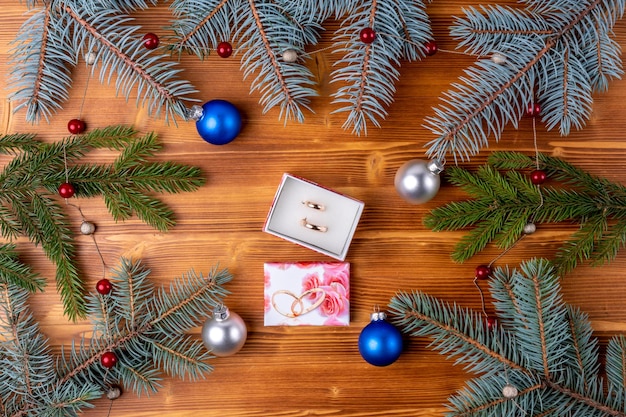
[{"left": 300, "top": 263, "right": 349, "bottom": 323}]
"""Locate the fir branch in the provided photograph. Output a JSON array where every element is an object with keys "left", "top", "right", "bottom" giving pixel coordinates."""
[
  {"left": 8, "top": 4, "right": 74, "bottom": 122},
  {"left": 424, "top": 151, "right": 626, "bottom": 274},
  {"left": 167, "top": 0, "right": 235, "bottom": 59},
  {"left": 0, "top": 127, "right": 205, "bottom": 319},
  {"left": 331, "top": 0, "right": 432, "bottom": 135},
  {"left": 425, "top": 0, "right": 624, "bottom": 162},
  {"left": 389, "top": 259, "right": 626, "bottom": 417}
]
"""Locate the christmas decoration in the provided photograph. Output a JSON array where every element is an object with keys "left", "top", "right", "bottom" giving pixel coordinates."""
[
  {"left": 80, "top": 220, "right": 96, "bottom": 235},
  {"left": 389, "top": 258, "right": 626, "bottom": 416},
  {"left": 424, "top": 151, "right": 626, "bottom": 274},
  {"left": 58, "top": 182, "right": 76, "bottom": 199},
  {"left": 281, "top": 49, "right": 298, "bottom": 63},
  {"left": 0, "top": 126, "right": 205, "bottom": 320},
  {"left": 142, "top": 32, "right": 160, "bottom": 49},
  {"left": 474, "top": 264, "right": 491, "bottom": 280},
  {"left": 0, "top": 258, "right": 232, "bottom": 415},
  {"left": 358, "top": 310, "right": 403, "bottom": 367},
  {"left": 359, "top": 27, "right": 376, "bottom": 44},
  {"left": 100, "top": 351, "right": 118, "bottom": 368},
  {"left": 216, "top": 41, "right": 233, "bottom": 58},
  {"left": 425, "top": 1, "right": 624, "bottom": 163},
  {"left": 423, "top": 40, "right": 438, "bottom": 56},
  {"left": 201, "top": 304, "right": 247, "bottom": 357},
  {"left": 194, "top": 100, "right": 243, "bottom": 145},
  {"left": 156, "top": 1, "right": 432, "bottom": 132},
  {"left": 394, "top": 159, "right": 444, "bottom": 204},
  {"left": 9, "top": 2, "right": 197, "bottom": 122},
  {"left": 96, "top": 278, "right": 112, "bottom": 295},
  {"left": 67, "top": 118, "right": 87, "bottom": 135}
]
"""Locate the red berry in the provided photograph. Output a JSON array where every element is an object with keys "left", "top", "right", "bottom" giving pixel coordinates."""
[
  {"left": 101, "top": 351, "right": 118, "bottom": 368},
  {"left": 475, "top": 264, "right": 491, "bottom": 280},
  {"left": 142, "top": 33, "right": 159, "bottom": 50},
  {"left": 216, "top": 41, "right": 233, "bottom": 58},
  {"left": 67, "top": 119, "right": 86, "bottom": 135},
  {"left": 58, "top": 182, "right": 76, "bottom": 199},
  {"left": 424, "top": 40, "right": 438, "bottom": 56},
  {"left": 530, "top": 169, "right": 547, "bottom": 185},
  {"left": 526, "top": 102, "right": 541, "bottom": 117},
  {"left": 486, "top": 316, "right": 497, "bottom": 329},
  {"left": 96, "top": 279, "right": 112, "bottom": 295},
  {"left": 359, "top": 27, "right": 376, "bottom": 44}
]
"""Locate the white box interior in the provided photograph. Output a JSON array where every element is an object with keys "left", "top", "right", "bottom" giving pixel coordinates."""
[{"left": 264, "top": 174, "right": 364, "bottom": 260}]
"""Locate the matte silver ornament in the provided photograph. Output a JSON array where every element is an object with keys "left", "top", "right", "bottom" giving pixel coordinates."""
[
  {"left": 80, "top": 221, "right": 96, "bottom": 235},
  {"left": 282, "top": 49, "right": 298, "bottom": 63},
  {"left": 201, "top": 304, "right": 247, "bottom": 357},
  {"left": 523, "top": 223, "right": 536, "bottom": 234},
  {"left": 394, "top": 159, "right": 444, "bottom": 204}
]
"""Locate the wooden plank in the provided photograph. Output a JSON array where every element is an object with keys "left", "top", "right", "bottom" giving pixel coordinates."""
[{"left": 1, "top": 1, "right": 626, "bottom": 416}]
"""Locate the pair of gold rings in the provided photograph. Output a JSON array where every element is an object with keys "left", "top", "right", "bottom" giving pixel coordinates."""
[
  {"left": 271, "top": 288, "right": 326, "bottom": 318},
  {"left": 301, "top": 218, "right": 327, "bottom": 233}
]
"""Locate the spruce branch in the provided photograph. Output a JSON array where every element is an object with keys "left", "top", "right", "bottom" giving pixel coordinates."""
[
  {"left": 425, "top": 0, "right": 624, "bottom": 162},
  {"left": 0, "top": 126, "right": 205, "bottom": 320},
  {"left": 389, "top": 258, "right": 626, "bottom": 417},
  {"left": 424, "top": 151, "right": 626, "bottom": 275},
  {"left": 0, "top": 258, "right": 232, "bottom": 415},
  {"left": 9, "top": 1, "right": 197, "bottom": 123},
  {"left": 169, "top": 0, "right": 433, "bottom": 131}
]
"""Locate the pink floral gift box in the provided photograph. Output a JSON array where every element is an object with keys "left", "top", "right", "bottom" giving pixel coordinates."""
[{"left": 264, "top": 262, "right": 350, "bottom": 326}]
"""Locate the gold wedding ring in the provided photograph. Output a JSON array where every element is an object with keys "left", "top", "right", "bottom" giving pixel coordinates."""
[
  {"left": 301, "top": 218, "right": 327, "bottom": 232},
  {"left": 302, "top": 200, "right": 325, "bottom": 211}
]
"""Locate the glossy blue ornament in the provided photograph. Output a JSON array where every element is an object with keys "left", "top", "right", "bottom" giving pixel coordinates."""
[
  {"left": 358, "top": 311, "right": 403, "bottom": 366},
  {"left": 195, "top": 100, "right": 242, "bottom": 145}
]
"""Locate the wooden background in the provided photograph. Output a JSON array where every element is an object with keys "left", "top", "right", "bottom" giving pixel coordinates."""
[{"left": 2, "top": 1, "right": 626, "bottom": 416}]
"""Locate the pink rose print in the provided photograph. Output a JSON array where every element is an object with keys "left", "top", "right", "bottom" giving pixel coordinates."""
[
  {"left": 322, "top": 264, "right": 350, "bottom": 298},
  {"left": 264, "top": 269, "right": 271, "bottom": 288},
  {"left": 319, "top": 283, "right": 349, "bottom": 317},
  {"left": 264, "top": 294, "right": 271, "bottom": 313},
  {"left": 301, "top": 272, "right": 323, "bottom": 300}
]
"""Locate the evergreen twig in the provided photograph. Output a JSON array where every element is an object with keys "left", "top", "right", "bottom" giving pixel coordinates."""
[
  {"left": 389, "top": 258, "right": 626, "bottom": 417},
  {"left": 424, "top": 151, "right": 626, "bottom": 275},
  {"left": 0, "top": 258, "right": 232, "bottom": 416},
  {"left": 0, "top": 126, "right": 205, "bottom": 320}
]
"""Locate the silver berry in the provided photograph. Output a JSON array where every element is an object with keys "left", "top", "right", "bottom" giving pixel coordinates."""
[
  {"left": 523, "top": 223, "right": 536, "bottom": 234},
  {"left": 80, "top": 221, "right": 96, "bottom": 235},
  {"left": 106, "top": 385, "right": 122, "bottom": 400},
  {"left": 502, "top": 384, "right": 518, "bottom": 399},
  {"left": 282, "top": 49, "right": 298, "bottom": 63}
]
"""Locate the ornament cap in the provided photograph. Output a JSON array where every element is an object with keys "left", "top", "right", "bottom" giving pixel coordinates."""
[
  {"left": 428, "top": 159, "right": 445, "bottom": 175},
  {"left": 370, "top": 311, "right": 387, "bottom": 322},
  {"left": 213, "top": 304, "right": 230, "bottom": 321},
  {"left": 186, "top": 105, "right": 204, "bottom": 121}
]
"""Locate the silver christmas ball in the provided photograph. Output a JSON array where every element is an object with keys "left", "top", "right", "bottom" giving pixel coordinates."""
[
  {"left": 394, "top": 159, "right": 444, "bottom": 204},
  {"left": 80, "top": 221, "right": 96, "bottom": 235},
  {"left": 282, "top": 49, "right": 298, "bottom": 63},
  {"left": 201, "top": 304, "right": 247, "bottom": 357}
]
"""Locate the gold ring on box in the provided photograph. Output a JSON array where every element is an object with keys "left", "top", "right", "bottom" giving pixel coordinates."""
[
  {"left": 301, "top": 218, "right": 328, "bottom": 233},
  {"left": 302, "top": 200, "right": 325, "bottom": 211}
]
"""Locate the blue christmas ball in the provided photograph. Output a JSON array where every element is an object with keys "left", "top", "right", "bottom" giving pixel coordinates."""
[
  {"left": 358, "top": 312, "right": 403, "bottom": 367},
  {"left": 195, "top": 100, "right": 242, "bottom": 145}
]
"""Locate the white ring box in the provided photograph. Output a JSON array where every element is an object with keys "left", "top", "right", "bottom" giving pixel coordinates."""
[{"left": 263, "top": 174, "right": 364, "bottom": 260}]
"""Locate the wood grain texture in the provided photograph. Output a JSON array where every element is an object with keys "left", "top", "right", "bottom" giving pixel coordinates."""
[{"left": 2, "top": 1, "right": 626, "bottom": 416}]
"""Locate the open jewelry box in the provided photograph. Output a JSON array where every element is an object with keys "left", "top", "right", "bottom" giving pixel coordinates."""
[{"left": 263, "top": 174, "right": 365, "bottom": 260}]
